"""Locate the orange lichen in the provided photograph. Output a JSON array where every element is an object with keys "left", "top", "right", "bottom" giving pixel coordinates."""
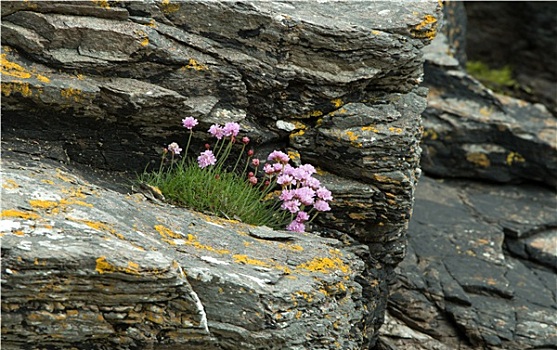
[
  {"left": 361, "top": 125, "right": 379, "bottom": 133},
  {"left": 1, "top": 82, "right": 34, "bottom": 97},
  {"left": 388, "top": 127, "right": 403, "bottom": 134},
  {"left": 331, "top": 98, "right": 343, "bottom": 108}
]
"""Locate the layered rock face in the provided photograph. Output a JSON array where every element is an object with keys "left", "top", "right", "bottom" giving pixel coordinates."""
[
  {"left": 1, "top": 1, "right": 441, "bottom": 349},
  {"left": 378, "top": 2, "right": 557, "bottom": 350}
]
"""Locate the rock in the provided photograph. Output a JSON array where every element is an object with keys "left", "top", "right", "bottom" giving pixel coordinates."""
[
  {"left": 464, "top": 2, "right": 557, "bottom": 116},
  {"left": 419, "top": 2, "right": 557, "bottom": 186},
  {"left": 379, "top": 176, "right": 557, "bottom": 350},
  {"left": 1, "top": 154, "right": 369, "bottom": 350},
  {"left": 0, "top": 1, "right": 444, "bottom": 348}
]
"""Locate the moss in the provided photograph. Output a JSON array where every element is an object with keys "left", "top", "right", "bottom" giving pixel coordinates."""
[{"left": 466, "top": 61, "right": 519, "bottom": 93}]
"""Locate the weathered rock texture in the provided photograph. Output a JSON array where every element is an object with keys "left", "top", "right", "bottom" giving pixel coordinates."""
[
  {"left": 1, "top": 0, "right": 442, "bottom": 348},
  {"left": 378, "top": 176, "right": 557, "bottom": 350},
  {"left": 378, "top": 2, "right": 557, "bottom": 349},
  {"left": 1, "top": 154, "right": 368, "bottom": 350},
  {"left": 465, "top": 2, "right": 557, "bottom": 116},
  {"left": 420, "top": 2, "right": 557, "bottom": 187}
]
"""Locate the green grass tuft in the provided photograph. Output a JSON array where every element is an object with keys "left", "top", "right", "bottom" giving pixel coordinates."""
[{"left": 138, "top": 160, "right": 289, "bottom": 229}]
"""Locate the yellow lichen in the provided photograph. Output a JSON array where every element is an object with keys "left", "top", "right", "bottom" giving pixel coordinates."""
[
  {"left": 278, "top": 243, "right": 304, "bottom": 252},
  {"left": 184, "top": 58, "right": 208, "bottom": 71},
  {"left": 95, "top": 256, "right": 141, "bottom": 275},
  {"left": 91, "top": 0, "right": 110, "bottom": 9},
  {"left": 506, "top": 152, "right": 525, "bottom": 165},
  {"left": 1, "top": 82, "right": 33, "bottom": 97},
  {"left": 412, "top": 15, "right": 438, "bottom": 40},
  {"left": 140, "top": 38, "right": 149, "bottom": 47},
  {"left": 161, "top": 0, "right": 180, "bottom": 14},
  {"left": 1, "top": 53, "right": 31, "bottom": 79},
  {"left": 466, "top": 152, "right": 490, "bottom": 168},
  {"left": 348, "top": 212, "right": 366, "bottom": 220},
  {"left": 60, "top": 87, "right": 83, "bottom": 102},
  {"left": 288, "top": 150, "right": 301, "bottom": 161},
  {"left": 422, "top": 128, "right": 438, "bottom": 140},
  {"left": 289, "top": 129, "right": 305, "bottom": 139},
  {"left": 296, "top": 256, "right": 351, "bottom": 275},
  {"left": 371, "top": 30, "right": 381, "bottom": 35},
  {"left": 361, "top": 125, "right": 379, "bottom": 133},
  {"left": 345, "top": 131, "right": 358, "bottom": 142},
  {"left": 36, "top": 75, "right": 50, "bottom": 83},
  {"left": 2, "top": 179, "right": 19, "bottom": 189},
  {"left": 331, "top": 98, "right": 343, "bottom": 108},
  {"left": 233, "top": 254, "right": 270, "bottom": 267},
  {"left": 28, "top": 200, "right": 58, "bottom": 210},
  {"left": 1, "top": 209, "right": 40, "bottom": 220},
  {"left": 185, "top": 233, "right": 230, "bottom": 254},
  {"left": 41, "top": 179, "right": 55, "bottom": 185},
  {"left": 388, "top": 126, "right": 403, "bottom": 134}
]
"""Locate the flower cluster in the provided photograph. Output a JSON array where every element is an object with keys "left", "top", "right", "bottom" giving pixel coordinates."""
[
  {"left": 261, "top": 150, "right": 333, "bottom": 232},
  {"left": 159, "top": 117, "right": 332, "bottom": 233}
]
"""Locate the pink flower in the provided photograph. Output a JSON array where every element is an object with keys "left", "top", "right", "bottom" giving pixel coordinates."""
[
  {"left": 281, "top": 199, "right": 301, "bottom": 214},
  {"left": 299, "top": 163, "right": 316, "bottom": 175},
  {"left": 247, "top": 149, "right": 254, "bottom": 157},
  {"left": 264, "top": 163, "right": 275, "bottom": 175},
  {"left": 197, "top": 150, "right": 217, "bottom": 168},
  {"left": 286, "top": 220, "right": 305, "bottom": 233},
  {"left": 248, "top": 176, "right": 258, "bottom": 185},
  {"left": 242, "top": 136, "right": 250, "bottom": 144},
  {"left": 182, "top": 116, "right": 198, "bottom": 130},
  {"left": 167, "top": 142, "right": 182, "bottom": 155},
  {"left": 296, "top": 211, "right": 309, "bottom": 222},
  {"left": 316, "top": 187, "right": 333, "bottom": 201},
  {"left": 252, "top": 158, "right": 260, "bottom": 167},
  {"left": 279, "top": 189, "right": 295, "bottom": 201},
  {"left": 267, "top": 150, "right": 290, "bottom": 164},
  {"left": 208, "top": 124, "right": 225, "bottom": 140},
  {"left": 223, "top": 122, "right": 240, "bottom": 137},
  {"left": 277, "top": 174, "right": 294, "bottom": 186},
  {"left": 305, "top": 177, "right": 321, "bottom": 189},
  {"left": 273, "top": 163, "right": 283, "bottom": 173},
  {"left": 313, "top": 199, "right": 331, "bottom": 212},
  {"left": 295, "top": 186, "right": 315, "bottom": 206}
]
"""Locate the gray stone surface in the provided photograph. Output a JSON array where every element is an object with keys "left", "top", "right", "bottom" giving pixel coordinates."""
[
  {"left": 378, "top": 176, "right": 557, "bottom": 350},
  {"left": 419, "top": 2, "right": 557, "bottom": 187},
  {"left": 1, "top": 154, "right": 368, "bottom": 350},
  {"left": 0, "top": 1, "right": 443, "bottom": 348}
]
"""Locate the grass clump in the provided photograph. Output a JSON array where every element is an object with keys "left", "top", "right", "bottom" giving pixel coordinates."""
[{"left": 137, "top": 117, "right": 333, "bottom": 233}]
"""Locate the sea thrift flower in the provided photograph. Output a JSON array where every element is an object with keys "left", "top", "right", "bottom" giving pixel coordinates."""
[
  {"left": 264, "top": 163, "right": 274, "bottom": 175},
  {"left": 208, "top": 124, "right": 225, "bottom": 140},
  {"left": 182, "top": 116, "right": 198, "bottom": 130},
  {"left": 248, "top": 176, "right": 258, "bottom": 185},
  {"left": 299, "top": 163, "right": 316, "bottom": 175},
  {"left": 252, "top": 158, "right": 260, "bottom": 167},
  {"left": 305, "top": 177, "right": 321, "bottom": 189},
  {"left": 279, "top": 189, "right": 295, "bottom": 201},
  {"left": 313, "top": 199, "right": 331, "bottom": 212},
  {"left": 295, "top": 187, "right": 315, "bottom": 206},
  {"left": 281, "top": 199, "right": 301, "bottom": 214},
  {"left": 223, "top": 122, "right": 241, "bottom": 137},
  {"left": 286, "top": 220, "right": 305, "bottom": 233},
  {"left": 205, "top": 143, "right": 211, "bottom": 150},
  {"left": 242, "top": 136, "right": 250, "bottom": 144},
  {"left": 167, "top": 142, "right": 182, "bottom": 155},
  {"left": 267, "top": 150, "right": 290, "bottom": 164},
  {"left": 197, "top": 150, "right": 217, "bottom": 168},
  {"left": 247, "top": 149, "right": 254, "bottom": 157},
  {"left": 316, "top": 187, "right": 333, "bottom": 201},
  {"left": 277, "top": 174, "right": 294, "bottom": 186},
  {"left": 296, "top": 211, "right": 309, "bottom": 222}
]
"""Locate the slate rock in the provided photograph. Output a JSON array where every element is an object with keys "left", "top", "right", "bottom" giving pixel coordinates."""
[
  {"left": 379, "top": 176, "right": 557, "bottom": 350},
  {"left": 1, "top": 154, "right": 369, "bottom": 350},
  {"left": 420, "top": 27, "right": 557, "bottom": 186}
]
